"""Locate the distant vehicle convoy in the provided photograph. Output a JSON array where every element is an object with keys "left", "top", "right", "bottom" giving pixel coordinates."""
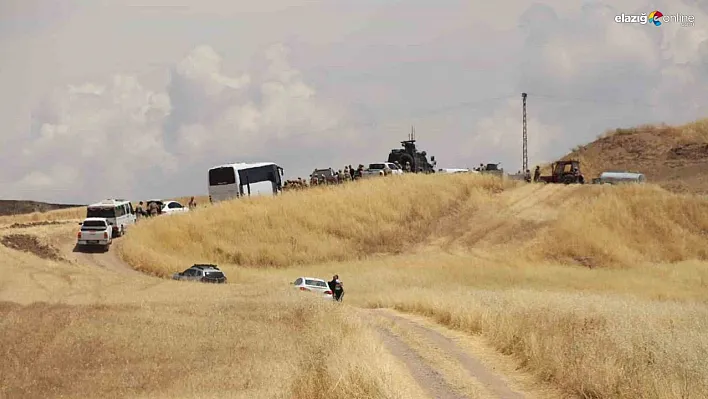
[
  {"left": 77, "top": 217, "right": 113, "bottom": 251},
  {"left": 208, "top": 162, "right": 284, "bottom": 203}
]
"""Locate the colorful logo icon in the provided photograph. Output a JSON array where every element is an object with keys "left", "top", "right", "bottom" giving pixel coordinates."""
[{"left": 649, "top": 10, "right": 663, "bottom": 26}]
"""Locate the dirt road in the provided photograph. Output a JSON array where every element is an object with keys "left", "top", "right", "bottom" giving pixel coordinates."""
[
  {"left": 363, "top": 309, "right": 563, "bottom": 399},
  {"left": 62, "top": 238, "right": 139, "bottom": 275}
]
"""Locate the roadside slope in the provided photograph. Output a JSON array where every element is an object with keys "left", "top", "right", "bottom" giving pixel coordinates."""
[
  {"left": 559, "top": 119, "right": 708, "bottom": 194},
  {"left": 119, "top": 173, "right": 517, "bottom": 275}
]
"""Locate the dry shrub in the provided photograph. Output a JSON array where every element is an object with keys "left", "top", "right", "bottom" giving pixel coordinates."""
[
  {"left": 119, "top": 174, "right": 512, "bottom": 275},
  {"left": 526, "top": 185, "right": 708, "bottom": 267}
]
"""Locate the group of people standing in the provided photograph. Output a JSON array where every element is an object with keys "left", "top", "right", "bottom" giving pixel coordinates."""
[
  {"left": 133, "top": 197, "right": 198, "bottom": 219},
  {"left": 283, "top": 164, "right": 368, "bottom": 190},
  {"left": 283, "top": 161, "right": 411, "bottom": 190}
]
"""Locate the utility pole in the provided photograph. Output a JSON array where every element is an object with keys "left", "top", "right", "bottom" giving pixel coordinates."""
[{"left": 522, "top": 92, "right": 528, "bottom": 172}]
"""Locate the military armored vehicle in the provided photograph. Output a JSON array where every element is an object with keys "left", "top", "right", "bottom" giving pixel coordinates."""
[{"left": 387, "top": 138, "right": 436, "bottom": 174}]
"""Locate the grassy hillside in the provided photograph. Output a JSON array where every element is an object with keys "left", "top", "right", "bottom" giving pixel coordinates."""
[
  {"left": 0, "top": 200, "right": 85, "bottom": 217},
  {"left": 119, "top": 174, "right": 516, "bottom": 273},
  {"left": 118, "top": 172, "right": 708, "bottom": 398},
  {"left": 558, "top": 119, "right": 708, "bottom": 194},
  {"left": 120, "top": 174, "right": 708, "bottom": 275}
]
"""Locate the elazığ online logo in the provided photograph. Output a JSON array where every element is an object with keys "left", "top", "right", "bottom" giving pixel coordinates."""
[
  {"left": 648, "top": 10, "right": 663, "bottom": 25},
  {"left": 615, "top": 10, "right": 694, "bottom": 27}
]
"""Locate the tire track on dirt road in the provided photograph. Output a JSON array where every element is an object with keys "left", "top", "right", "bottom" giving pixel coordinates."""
[
  {"left": 362, "top": 308, "right": 565, "bottom": 399},
  {"left": 429, "top": 183, "right": 582, "bottom": 251},
  {"left": 62, "top": 238, "right": 140, "bottom": 275},
  {"left": 366, "top": 308, "right": 528, "bottom": 399}
]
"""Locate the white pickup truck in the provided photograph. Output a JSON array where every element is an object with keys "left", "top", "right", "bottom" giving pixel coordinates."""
[{"left": 77, "top": 217, "right": 113, "bottom": 251}]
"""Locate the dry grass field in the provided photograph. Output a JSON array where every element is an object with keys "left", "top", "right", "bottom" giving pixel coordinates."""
[
  {"left": 118, "top": 173, "right": 708, "bottom": 398},
  {"left": 3, "top": 120, "right": 708, "bottom": 398},
  {"left": 0, "top": 222, "right": 429, "bottom": 399}
]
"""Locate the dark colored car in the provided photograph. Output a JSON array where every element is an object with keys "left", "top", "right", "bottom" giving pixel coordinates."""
[{"left": 172, "top": 264, "right": 227, "bottom": 284}]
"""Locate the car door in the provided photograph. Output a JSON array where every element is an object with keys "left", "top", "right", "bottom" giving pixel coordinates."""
[
  {"left": 190, "top": 269, "right": 203, "bottom": 281},
  {"left": 181, "top": 268, "right": 196, "bottom": 281}
]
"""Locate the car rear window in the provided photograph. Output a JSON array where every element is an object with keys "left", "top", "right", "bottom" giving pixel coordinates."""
[
  {"left": 305, "top": 279, "right": 326, "bottom": 287},
  {"left": 369, "top": 163, "right": 386, "bottom": 169},
  {"left": 81, "top": 220, "right": 107, "bottom": 229},
  {"left": 205, "top": 271, "right": 224, "bottom": 278}
]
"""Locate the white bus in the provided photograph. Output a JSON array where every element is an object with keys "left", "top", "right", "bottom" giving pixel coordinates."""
[
  {"left": 208, "top": 162, "right": 284, "bottom": 203},
  {"left": 85, "top": 199, "right": 136, "bottom": 237}
]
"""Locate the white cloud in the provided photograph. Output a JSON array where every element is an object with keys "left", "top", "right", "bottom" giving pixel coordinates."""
[
  {"left": 1, "top": 0, "right": 708, "bottom": 202},
  {"left": 470, "top": 99, "right": 563, "bottom": 172}
]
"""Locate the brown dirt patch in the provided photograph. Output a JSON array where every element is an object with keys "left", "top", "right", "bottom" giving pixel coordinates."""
[
  {"left": 1, "top": 234, "right": 64, "bottom": 261},
  {"left": 6, "top": 221, "right": 68, "bottom": 229}
]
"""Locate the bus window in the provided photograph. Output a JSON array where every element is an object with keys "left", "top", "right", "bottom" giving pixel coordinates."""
[
  {"left": 87, "top": 207, "right": 115, "bottom": 218},
  {"left": 237, "top": 165, "right": 278, "bottom": 186},
  {"left": 209, "top": 167, "right": 236, "bottom": 186}
]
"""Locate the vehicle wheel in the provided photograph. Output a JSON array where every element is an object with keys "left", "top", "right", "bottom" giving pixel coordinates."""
[
  {"left": 562, "top": 175, "right": 575, "bottom": 184},
  {"left": 399, "top": 154, "right": 414, "bottom": 171}
]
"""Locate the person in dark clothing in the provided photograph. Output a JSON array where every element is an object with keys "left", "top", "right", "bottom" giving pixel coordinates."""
[
  {"left": 533, "top": 166, "right": 541, "bottom": 182},
  {"left": 328, "top": 274, "right": 344, "bottom": 301}
]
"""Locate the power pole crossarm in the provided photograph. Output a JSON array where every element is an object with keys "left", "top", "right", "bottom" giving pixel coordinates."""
[{"left": 522, "top": 93, "right": 528, "bottom": 172}]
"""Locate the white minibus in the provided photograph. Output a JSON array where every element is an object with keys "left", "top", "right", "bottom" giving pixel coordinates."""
[{"left": 85, "top": 199, "right": 136, "bottom": 236}]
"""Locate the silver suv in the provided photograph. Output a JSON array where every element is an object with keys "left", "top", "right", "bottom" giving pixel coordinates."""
[{"left": 172, "top": 264, "right": 227, "bottom": 284}]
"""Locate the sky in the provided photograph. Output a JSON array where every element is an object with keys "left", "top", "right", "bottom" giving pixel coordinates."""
[{"left": 1, "top": 0, "right": 707, "bottom": 203}]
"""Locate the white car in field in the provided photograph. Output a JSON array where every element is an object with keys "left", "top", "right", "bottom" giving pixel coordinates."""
[
  {"left": 291, "top": 277, "right": 333, "bottom": 300},
  {"left": 161, "top": 200, "right": 189, "bottom": 215},
  {"left": 146, "top": 199, "right": 190, "bottom": 215}
]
